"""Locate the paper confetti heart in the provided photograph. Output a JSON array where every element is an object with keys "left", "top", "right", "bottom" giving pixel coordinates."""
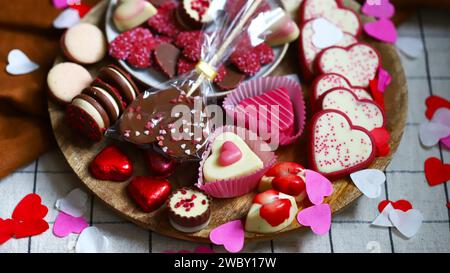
[
  {"left": 372, "top": 203, "right": 394, "bottom": 227},
  {"left": 419, "top": 108, "right": 450, "bottom": 147},
  {"left": 53, "top": 0, "right": 69, "bottom": 9},
  {"left": 312, "top": 18, "right": 344, "bottom": 49},
  {"left": 378, "top": 199, "right": 412, "bottom": 213},
  {"left": 297, "top": 204, "right": 331, "bottom": 235},
  {"left": 210, "top": 220, "right": 245, "bottom": 253},
  {"left": 12, "top": 194, "right": 49, "bottom": 238},
  {"left": 362, "top": 0, "right": 395, "bottom": 18},
  {"left": 441, "top": 135, "right": 450, "bottom": 149},
  {"left": 377, "top": 67, "right": 392, "bottom": 93},
  {"left": 396, "top": 37, "right": 423, "bottom": 59},
  {"left": 55, "top": 188, "right": 88, "bottom": 217},
  {"left": 53, "top": 8, "right": 80, "bottom": 29},
  {"left": 305, "top": 170, "right": 333, "bottom": 205},
  {"left": 350, "top": 169, "right": 386, "bottom": 198},
  {"left": 6, "top": 49, "right": 39, "bottom": 76},
  {"left": 425, "top": 96, "right": 450, "bottom": 120},
  {"left": 75, "top": 227, "right": 109, "bottom": 253},
  {"left": 0, "top": 218, "right": 15, "bottom": 245},
  {"left": 424, "top": 157, "right": 450, "bottom": 187},
  {"left": 364, "top": 19, "right": 397, "bottom": 44},
  {"left": 389, "top": 209, "right": 423, "bottom": 238},
  {"left": 53, "top": 212, "right": 88, "bottom": 238}
]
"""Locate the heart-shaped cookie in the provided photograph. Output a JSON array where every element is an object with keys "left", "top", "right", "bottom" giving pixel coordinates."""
[
  {"left": 90, "top": 145, "right": 133, "bottom": 182},
  {"left": 309, "top": 110, "right": 376, "bottom": 179},
  {"left": 300, "top": 18, "right": 357, "bottom": 78},
  {"left": 126, "top": 176, "right": 172, "bottom": 212},
  {"left": 203, "top": 132, "right": 263, "bottom": 182},
  {"left": 312, "top": 73, "right": 373, "bottom": 105},
  {"left": 317, "top": 43, "right": 381, "bottom": 88},
  {"left": 319, "top": 88, "right": 385, "bottom": 131},
  {"left": 302, "top": 0, "right": 361, "bottom": 36}
]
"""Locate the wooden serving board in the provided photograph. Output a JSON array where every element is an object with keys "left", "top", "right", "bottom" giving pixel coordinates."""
[{"left": 48, "top": 0, "right": 408, "bottom": 242}]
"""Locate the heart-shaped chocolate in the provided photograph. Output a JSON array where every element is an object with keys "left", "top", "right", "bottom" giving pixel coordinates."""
[
  {"left": 219, "top": 141, "right": 242, "bottom": 166},
  {"left": 127, "top": 176, "right": 172, "bottom": 212},
  {"left": 144, "top": 148, "right": 178, "bottom": 178},
  {"left": 90, "top": 145, "right": 133, "bottom": 182},
  {"left": 154, "top": 43, "right": 181, "bottom": 78}
]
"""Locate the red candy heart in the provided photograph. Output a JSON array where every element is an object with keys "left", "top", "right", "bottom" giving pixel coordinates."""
[
  {"left": 378, "top": 200, "right": 413, "bottom": 213},
  {"left": 144, "top": 149, "right": 178, "bottom": 178},
  {"left": 0, "top": 218, "right": 15, "bottom": 244},
  {"left": 370, "top": 127, "right": 391, "bottom": 157},
  {"left": 424, "top": 157, "right": 450, "bottom": 187},
  {"left": 219, "top": 141, "right": 242, "bottom": 166},
  {"left": 69, "top": 3, "right": 91, "bottom": 17},
  {"left": 90, "top": 145, "right": 133, "bottom": 182},
  {"left": 127, "top": 176, "right": 172, "bottom": 212},
  {"left": 12, "top": 194, "right": 49, "bottom": 238},
  {"left": 425, "top": 95, "right": 450, "bottom": 120},
  {"left": 263, "top": 162, "right": 306, "bottom": 197},
  {"left": 254, "top": 190, "right": 292, "bottom": 227}
]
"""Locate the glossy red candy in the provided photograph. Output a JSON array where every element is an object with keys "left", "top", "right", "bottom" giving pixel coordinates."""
[
  {"left": 144, "top": 149, "right": 178, "bottom": 178},
  {"left": 90, "top": 145, "right": 133, "bottom": 182},
  {"left": 127, "top": 176, "right": 172, "bottom": 213}
]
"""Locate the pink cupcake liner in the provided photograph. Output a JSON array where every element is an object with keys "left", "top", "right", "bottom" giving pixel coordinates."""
[
  {"left": 222, "top": 76, "right": 306, "bottom": 146},
  {"left": 196, "top": 126, "right": 277, "bottom": 198}
]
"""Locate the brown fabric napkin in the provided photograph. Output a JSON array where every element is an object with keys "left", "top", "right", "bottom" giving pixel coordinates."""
[{"left": 0, "top": 0, "right": 100, "bottom": 178}]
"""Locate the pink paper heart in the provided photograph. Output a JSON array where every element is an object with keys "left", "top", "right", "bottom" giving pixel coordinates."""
[
  {"left": 297, "top": 204, "right": 331, "bottom": 235},
  {"left": 305, "top": 170, "right": 333, "bottom": 205},
  {"left": 52, "top": 0, "right": 69, "bottom": 9},
  {"left": 377, "top": 67, "right": 392, "bottom": 93},
  {"left": 441, "top": 135, "right": 450, "bottom": 149},
  {"left": 362, "top": 0, "right": 395, "bottom": 19},
  {"left": 219, "top": 141, "right": 242, "bottom": 166},
  {"left": 364, "top": 19, "right": 397, "bottom": 44},
  {"left": 53, "top": 211, "right": 88, "bottom": 238},
  {"left": 209, "top": 220, "right": 244, "bottom": 253}
]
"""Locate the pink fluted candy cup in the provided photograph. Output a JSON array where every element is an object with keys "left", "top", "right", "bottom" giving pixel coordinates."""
[{"left": 196, "top": 126, "right": 277, "bottom": 198}]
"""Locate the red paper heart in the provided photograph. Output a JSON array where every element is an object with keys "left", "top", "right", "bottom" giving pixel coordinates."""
[
  {"left": 370, "top": 127, "right": 391, "bottom": 157},
  {"left": 127, "top": 176, "right": 171, "bottom": 212},
  {"left": 425, "top": 95, "right": 450, "bottom": 120},
  {"left": 378, "top": 200, "right": 413, "bottom": 213},
  {"left": 0, "top": 218, "right": 15, "bottom": 244},
  {"left": 90, "top": 145, "right": 133, "bottom": 182},
  {"left": 424, "top": 157, "right": 450, "bottom": 187},
  {"left": 447, "top": 202, "right": 450, "bottom": 209},
  {"left": 11, "top": 194, "right": 49, "bottom": 238},
  {"left": 69, "top": 3, "right": 91, "bottom": 18},
  {"left": 369, "top": 79, "right": 385, "bottom": 111}
]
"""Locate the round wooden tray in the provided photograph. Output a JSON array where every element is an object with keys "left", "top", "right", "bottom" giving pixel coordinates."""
[{"left": 49, "top": 0, "right": 408, "bottom": 243}]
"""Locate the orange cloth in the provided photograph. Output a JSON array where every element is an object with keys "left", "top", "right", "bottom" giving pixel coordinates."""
[{"left": 0, "top": 0, "right": 98, "bottom": 178}]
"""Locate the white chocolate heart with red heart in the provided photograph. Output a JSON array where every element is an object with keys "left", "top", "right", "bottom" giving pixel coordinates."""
[
  {"left": 245, "top": 189, "right": 297, "bottom": 234},
  {"left": 301, "top": 18, "right": 357, "bottom": 76},
  {"left": 318, "top": 43, "right": 380, "bottom": 88},
  {"left": 313, "top": 73, "right": 372, "bottom": 103},
  {"left": 320, "top": 88, "right": 384, "bottom": 131},
  {"left": 203, "top": 132, "right": 263, "bottom": 182},
  {"left": 302, "top": 0, "right": 361, "bottom": 36},
  {"left": 310, "top": 110, "right": 375, "bottom": 178}
]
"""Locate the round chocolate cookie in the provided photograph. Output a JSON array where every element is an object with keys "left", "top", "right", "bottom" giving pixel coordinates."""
[
  {"left": 92, "top": 78, "right": 127, "bottom": 110},
  {"left": 66, "top": 94, "right": 110, "bottom": 142},
  {"left": 82, "top": 87, "right": 121, "bottom": 122},
  {"left": 97, "top": 65, "right": 140, "bottom": 104},
  {"left": 167, "top": 187, "right": 211, "bottom": 233}
]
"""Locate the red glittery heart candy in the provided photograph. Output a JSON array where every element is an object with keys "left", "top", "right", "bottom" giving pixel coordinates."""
[
  {"left": 0, "top": 218, "right": 15, "bottom": 244},
  {"left": 378, "top": 200, "right": 413, "bottom": 213},
  {"left": 425, "top": 95, "right": 450, "bottom": 120},
  {"left": 90, "top": 145, "right": 133, "bottom": 182},
  {"left": 424, "top": 157, "right": 450, "bottom": 187},
  {"left": 127, "top": 176, "right": 172, "bottom": 212},
  {"left": 11, "top": 194, "right": 49, "bottom": 238}
]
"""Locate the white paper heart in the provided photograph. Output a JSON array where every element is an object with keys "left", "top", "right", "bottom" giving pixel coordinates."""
[
  {"left": 389, "top": 209, "right": 423, "bottom": 238},
  {"left": 75, "top": 227, "right": 109, "bottom": 253},
  {"left": 6, "top": 49, "right": 39, "bottom": 75},
  {"left": 371, "top": 203, "right": 394, "bottom": 227},
  {"left": 55, "top": 188, "right": 88, "bottom": 217},
  {"left": 312, "top": 18, "right": 344, "bottom": 49},
  {"left": 350, "top": 169, "right": 386, "bottom": 199},
  {"left": 53, "top": 8, "right": 80, "bottom": 29},
  {"left": 419, "top": 108, "right": 450, "bottom": 147},
  {"left": 396, "top": 37, "right": 423, "bottom": 59}
]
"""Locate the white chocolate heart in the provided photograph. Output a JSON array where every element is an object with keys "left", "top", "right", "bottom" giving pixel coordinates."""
[
  {"left": 311, "top": 110, "right": 375, "bottom": 177},
  {"left": 318, "top": 43, "right": 380, "bottom": 88},
  {"left": 321, "top": 88, "right": 384, "bottom": 131},
  {"left": 203, "top": 132, "right": 263, "bottom": 182},
  {"left": 313, "top": 73, "right": 372, "bottom": 102}
]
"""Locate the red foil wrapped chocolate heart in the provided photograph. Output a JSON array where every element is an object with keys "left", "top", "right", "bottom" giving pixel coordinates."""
[
  {"left": 127, "top": 176, "right": 172, "bottom": 212},
  {"left": 144, "top": 149, "right": 178, "bottom": 178},
  {"left": 90, "top": 145, "right": 133, "bottom": 182}
]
